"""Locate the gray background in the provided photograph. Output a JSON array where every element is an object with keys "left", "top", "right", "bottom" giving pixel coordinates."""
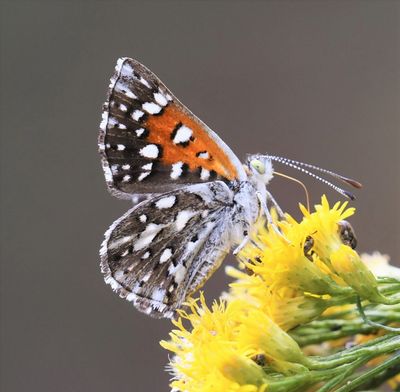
[{"left": 1, "top": 1, "right": 399, "bottom": 391}]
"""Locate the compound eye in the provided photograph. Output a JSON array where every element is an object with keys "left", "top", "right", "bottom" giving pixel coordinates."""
[
  {"left": 338, "top": 220, "right": 357, "bottom": 249},
  {"left": 250, "top": 159, "right": 265, "bottom": 174}
]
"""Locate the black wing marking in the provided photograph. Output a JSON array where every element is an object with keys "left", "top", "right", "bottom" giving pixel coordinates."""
[{"left": 100, "top": 182, "right": 234, "bottom": 318}]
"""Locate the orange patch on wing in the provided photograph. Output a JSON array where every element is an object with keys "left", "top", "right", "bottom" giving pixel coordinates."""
[{"left": 144, "top": 104, "right": 238, "bottom": 180}]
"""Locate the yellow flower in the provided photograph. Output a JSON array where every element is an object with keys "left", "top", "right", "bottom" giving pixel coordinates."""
[
  {"left": 238, "top": 195, "right": 394, "bottom": 307},
  {"left": 238, "top": 209, "right": 347, "bottom": 298},
  {"left": 299, "top": 195, "right": 355, "bottom": 264},
  {"left": 330, "top": 244, "right": 386, "bottom": 303},
  {"left": 226, "top": 266, "right": 330, "bottom": 331},
  {"left": 160, "top": 294, "right": 270, "bottom": 392},
  {"left": 236, "top": 307, "right": 309, "bottom": 373},
  {"left": 230, "top": 196, "right": 366, "bottom": 329}
]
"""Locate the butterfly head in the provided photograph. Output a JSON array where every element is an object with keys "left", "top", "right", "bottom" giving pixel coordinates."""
[{"left": 246, "top": 155, "right": 274, "bottom": 187}]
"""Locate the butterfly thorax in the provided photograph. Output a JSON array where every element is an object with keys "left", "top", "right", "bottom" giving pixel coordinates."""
[
  {"left": 227, "top": 156, "right": 275, "bottom": 244},
  {"left": 229, "top": 180, "right": 260, "bottom": 244}
]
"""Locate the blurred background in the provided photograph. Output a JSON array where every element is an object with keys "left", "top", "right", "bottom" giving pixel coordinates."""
[{"left": 1, "top": 1, "right": 399, "bottom": 391}]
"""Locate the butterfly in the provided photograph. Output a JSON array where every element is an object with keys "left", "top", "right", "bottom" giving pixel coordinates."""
[{"left": 98, "top": 57, "right": 360, "bottom": 318}]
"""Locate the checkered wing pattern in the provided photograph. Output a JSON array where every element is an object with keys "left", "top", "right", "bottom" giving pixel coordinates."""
[
  {"left": 100, "top": 182, "right": 233, "bottom": 318},
  {"left": 98, "top": 57, "right": 245, "bottom": 199}
]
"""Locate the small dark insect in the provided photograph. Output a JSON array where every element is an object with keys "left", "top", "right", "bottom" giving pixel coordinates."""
[
  {"left": 251, "top": 353, "right": 267, "bottom": 367},
  {"left": 338, "top": 220, "right": 357, "bottom": 249},
  {"left": 303, "top": 235, "right": 315, "bottom": 261}
]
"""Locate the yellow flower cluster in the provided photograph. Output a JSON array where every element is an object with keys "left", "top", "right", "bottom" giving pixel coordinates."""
[
  {"left": 161, "top": 296, "right": 270, "bottom": 392},
  {"left": 232, "top": 195, "right": 390, "bottom": 330},
  {"left": 160, "top": 292, "right": 312, "bottom": 392},
  {"left": 161, "top": 196, "right": 399, "bottom": 391}
]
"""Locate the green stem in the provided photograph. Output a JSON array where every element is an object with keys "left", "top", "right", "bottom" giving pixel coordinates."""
[
  {"left": 268, "top": 335, "right": 400, "bottom": 391},
  {"left": 267, "top": 366, "right": 344, "bottom": 392},
  {"left": 356, "top": 297, "right": 400, "bottom": 332},
  {"left": 334, "top": 354, "right": 400, "bottom": 392},
  {"left": 354, "top": 360, "right": 400, "bottom": 390},
  {"left": 377, "top": 277, "right": 400, "bottom": 284},
  {"left": 315, "top": 357, "right": 366, "bottom": 392},
  {"left": 307, "top": 335, "right": 400, "bottom": 369}
]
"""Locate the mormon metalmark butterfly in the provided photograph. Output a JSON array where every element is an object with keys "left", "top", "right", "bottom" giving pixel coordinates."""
[{"left": 98, "top": 57, "right": 361, "bottom": 318}]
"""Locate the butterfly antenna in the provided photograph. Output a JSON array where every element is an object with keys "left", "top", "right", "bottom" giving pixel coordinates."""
[
  {"left": 267, "top": 155, "right": 362, "bottom": 189},
  {"left": 266, "top": 156, "right": 357, "bottom": 200}
]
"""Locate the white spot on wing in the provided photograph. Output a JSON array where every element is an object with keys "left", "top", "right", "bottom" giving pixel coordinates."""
[
  {"left": 186, "top": 241, "right": 198, "bottom": 252},
  {"left": 115, "top": 81, "right": 137, "bottom": 99},
  {"left": 160, "top": 248, "right": 173, "bottom": 263},
  {"left": 121, "top": 248, "right": 129, "bottom": 257},
  {"left": 170, "top": 161, "right": 183, "bottom": 179},
  {"left": 108, "top": 117, "right": 119, "bottom": 127},
  {"left": 200, "top": 168, "right": 210, "bottom": 180},
  {"left": 119, "top": 104, "right": 128, "bottom": 112},
  {"left": 139, "top": 214, "right": 147, "bottom": 223},
  {"left": 141, "top": 251, "right": 150, "bottom": 259},
  {"left": 134, "top": 223, "right": 163, "bottom": 251},
  {"left": 122, "top": 175, "right": 131, "bottom": 182},
  {"left": 142, "top": 163, "right": 153, "bottom": 171},
  {"left": 139, "top": 144, "right": 159, "bottom": 159},
  {"left": 126, "top": 293, "right": 137, "bottom": 302},
  {"left": 142, "top": 102, "right": 162, "bottom": 114},
  {"left": 151, "top": 289, "right": 166, "bottom": 302},
  {"left": 132, "top": 110, "right": 144, "bottom": 121},
  {"left": 175, "top": 210, "right": 196, "bottom": 231},
  {"left": 155, "top": 196, "right": 176, "bottom": 209},
  {"left": 140, "top": 77, "right": 151, "bottom": 88},
  {"left": 117, "top": 144, "right": 126, "bottom": 151},
  {"left": 108, "top": 235, "right": 133, "bottom": 250},
  {"left": 154, "top": 92, "right": 168, "bottom": 107},
  {"left": 168, "top": 264, "right": 187, "bottom": 284},
  {"left": 118, "top": 60, "right": 134, "bottom": 78},
  {"left": 122, "top": 164, "right": 130, "bottom": 170},
  {"left": 173, "top": 125, "right": 193, "bottom": 144},
  {"left": 100, "top": 111, "right": 108, "bottom": 131},
  {"left": 142, "top": 272, "right": 151, "bottom": 282},
  {"left": 138, "top": 172, "right": 151, "bottom": 181},
  {"left": 198, "top": 151, "right": 210, "bottom": 159},
  {"left": 136, "top": 128, "right": 145, "bottom": 137},
  {"left": 114, "top": 270, "right": 125, "bottom": 280}
]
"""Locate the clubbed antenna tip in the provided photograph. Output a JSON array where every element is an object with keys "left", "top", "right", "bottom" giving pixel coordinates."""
[
  {"left": 342, "top": 190, "right": 356, "bottom": 200},
  {"left": 340, "top": 177, "right": 363, "bottom": 189}
]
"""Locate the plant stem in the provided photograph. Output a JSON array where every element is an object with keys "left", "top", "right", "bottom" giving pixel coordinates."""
[{"left": 334, "top": 354, "right": 400, "bottom": 392}]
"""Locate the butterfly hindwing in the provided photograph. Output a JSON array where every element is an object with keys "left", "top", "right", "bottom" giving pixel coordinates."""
[
  {"left": 100, "top": 182, "right": 234, "bottom": 318},
  {"left": 98, "top": 57, "right": 246, "bottom": 199}
]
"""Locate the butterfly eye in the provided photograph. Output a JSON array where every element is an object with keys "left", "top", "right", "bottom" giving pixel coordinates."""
[{"left": 250, "top": 159, "right": 265, "bottom": 174}]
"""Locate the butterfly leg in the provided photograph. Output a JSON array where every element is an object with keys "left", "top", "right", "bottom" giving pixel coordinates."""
[
  {"left": 266, "top": 190, "right": 285, "bottom": 218},
  {"left": 233, "top": 234, "right": 249, "bottom": 255},
  {"left": 256, "top": 191, "right": 285, "bottom": 237}
]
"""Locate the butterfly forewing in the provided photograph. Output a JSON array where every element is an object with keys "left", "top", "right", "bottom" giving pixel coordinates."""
[
  {"left": 98, "top": 57, "right": 245, "bottom": 199},
  {"left": 100, "top": 182, "right": 233, "bottom": 317}
]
